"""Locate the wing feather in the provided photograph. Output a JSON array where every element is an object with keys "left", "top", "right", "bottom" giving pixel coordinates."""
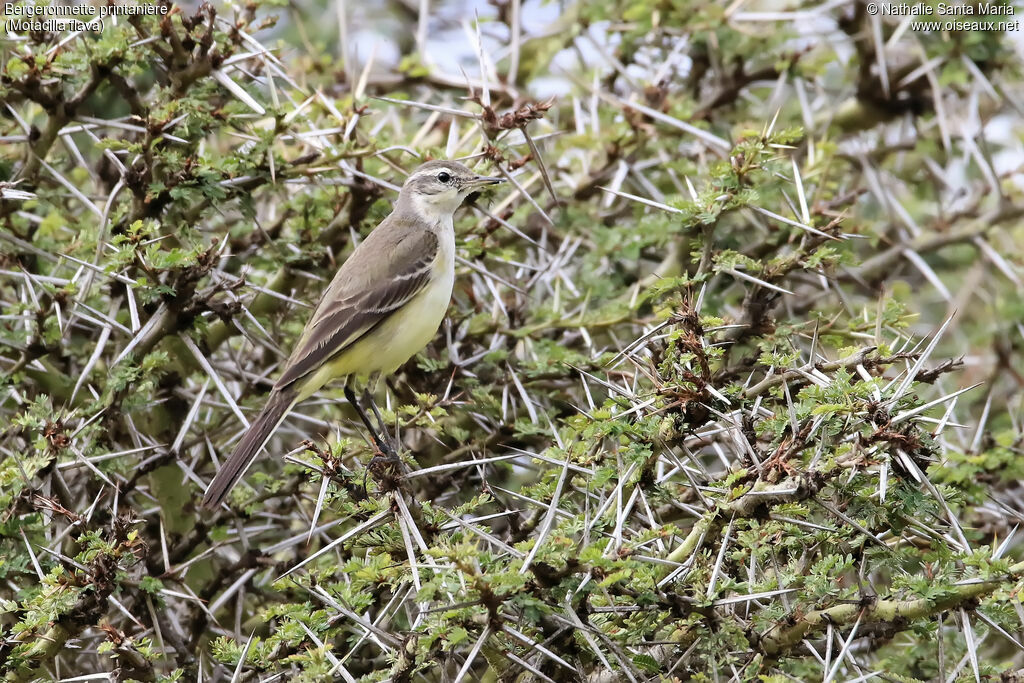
[{"left": 274, "top": 227, "right": 438, "bottom": 390}]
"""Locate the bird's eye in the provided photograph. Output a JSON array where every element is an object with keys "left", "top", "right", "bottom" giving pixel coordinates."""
[{"left": 437, "top": 171, "right": 451, "bottom": 184}]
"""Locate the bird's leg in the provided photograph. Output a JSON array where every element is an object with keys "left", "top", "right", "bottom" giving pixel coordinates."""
[
  {"left": 345, "top": 386, "right": 404, "bottom": 493},
  {"left": 362, "top": 387, "right": 395, "bottom": 451},
  {"left": 344, "top": 386, "right": 397, "bottom": 460}
]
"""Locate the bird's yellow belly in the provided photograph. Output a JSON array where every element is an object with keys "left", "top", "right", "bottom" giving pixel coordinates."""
[{"left": 295, "top": 272, "right": 454, "bottom": 400}]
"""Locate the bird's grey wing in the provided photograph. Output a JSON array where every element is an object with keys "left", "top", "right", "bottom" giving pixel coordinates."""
[{"left": 273, "top": 228, "right": 438, "bottom": 390}]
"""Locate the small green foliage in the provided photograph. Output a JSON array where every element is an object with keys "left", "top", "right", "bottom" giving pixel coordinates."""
[{"left": 2, "top": 0, "right": 1023, "bottom": 680}]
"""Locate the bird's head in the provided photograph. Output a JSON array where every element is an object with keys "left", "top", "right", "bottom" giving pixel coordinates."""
[{"left": 399, "top": 160, "right": 505, "bottom": 218}]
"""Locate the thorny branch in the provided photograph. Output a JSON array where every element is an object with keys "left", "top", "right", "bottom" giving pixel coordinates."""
[{"left": 2, "top": 0, "right": 1023, "bottom": 681}]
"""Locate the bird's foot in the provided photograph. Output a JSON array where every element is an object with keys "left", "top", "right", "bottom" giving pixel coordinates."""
[
  {"left": 368, "top": 452, "right": 402, "bottom": 476},
  {"left": 368, "top": 444, "right": 402, "bottom": 468},
  {"left": 373, "top": 432, "right": 400, "bottom": 459},
  {"left": 363, "top": 442, "right": 404, "bottom": 493}
]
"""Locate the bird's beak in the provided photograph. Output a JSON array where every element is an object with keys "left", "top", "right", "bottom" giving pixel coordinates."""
[{"left": 467, "top": 175, "right": 506, "bottom": 187}]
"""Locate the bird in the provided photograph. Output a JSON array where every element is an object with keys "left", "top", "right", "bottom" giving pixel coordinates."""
[{"left": 201, "top": 160, "right": 505, "bottom": 508}]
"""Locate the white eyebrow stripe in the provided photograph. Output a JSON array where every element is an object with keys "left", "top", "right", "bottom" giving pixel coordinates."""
[
  {"left": 407, "top": 165, "right": 463, "bottom": 182},
  {"left": 408, "top": 168, "right": 445, "bottom": 182}
]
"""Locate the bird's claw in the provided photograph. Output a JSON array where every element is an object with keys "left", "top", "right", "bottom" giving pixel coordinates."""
[{"left": 362, "top": 441, "right": 404, "bottom": 494}]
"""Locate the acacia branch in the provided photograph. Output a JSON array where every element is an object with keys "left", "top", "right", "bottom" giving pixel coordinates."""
[
  {"left": 848, "top": 204, "right": 1024, "bottom": 285},
  {"left": 741, "top": 346, "right": 892, "bottom": 399},
  {"left": 758, "top": 560, "right": 1024, "bottom": 656}
]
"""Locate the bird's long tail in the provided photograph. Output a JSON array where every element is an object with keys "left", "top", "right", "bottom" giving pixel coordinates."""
[{"left": 201, "top": 388, "right": 298, "bottom": 509}]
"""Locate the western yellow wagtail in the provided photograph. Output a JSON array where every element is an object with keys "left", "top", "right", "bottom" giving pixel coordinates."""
[{"left": 201, "top": 160, "right": 504, "bottom": 508}]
